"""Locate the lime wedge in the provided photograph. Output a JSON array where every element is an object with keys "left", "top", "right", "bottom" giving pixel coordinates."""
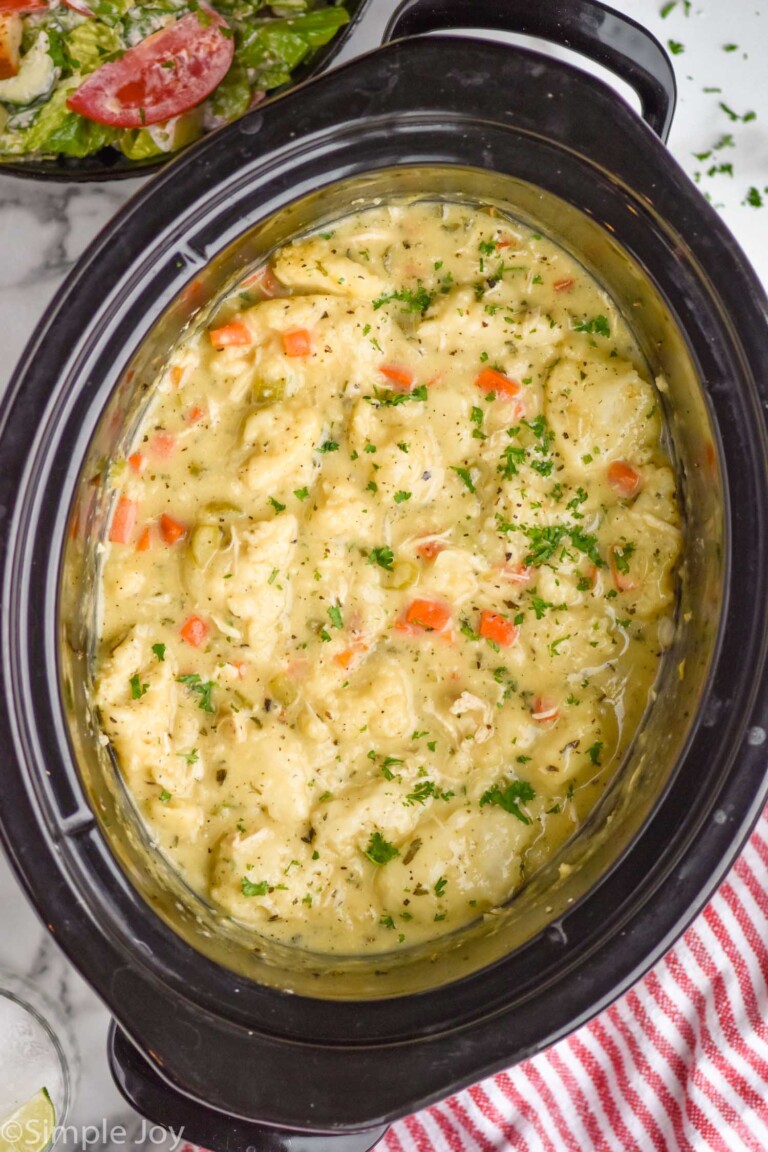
[{"left": 0, "top": 1089, "right": 55, "bottom": 1152}]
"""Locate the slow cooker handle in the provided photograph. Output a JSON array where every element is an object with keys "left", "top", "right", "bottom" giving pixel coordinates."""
[
  {"left": 108, "top": 1022, "right": 389, "bottom": 1152},
  {"left": 383, "top": 0, "right": 676, "bottom": 142}
]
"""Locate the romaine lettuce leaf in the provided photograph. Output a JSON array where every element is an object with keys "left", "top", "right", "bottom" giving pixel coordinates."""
[{"left": 237, "top": 6, "right": 348, "bottom": 76}]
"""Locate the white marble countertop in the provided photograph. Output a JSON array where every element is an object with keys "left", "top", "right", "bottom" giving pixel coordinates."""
[{"left": 1, "top": 0, "right": 766, "bottom": 1140}]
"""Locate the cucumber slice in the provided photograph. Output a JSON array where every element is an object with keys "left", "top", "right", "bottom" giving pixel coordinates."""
[{"left": 0, "top": 33, "right": 56, "bottom": 106}]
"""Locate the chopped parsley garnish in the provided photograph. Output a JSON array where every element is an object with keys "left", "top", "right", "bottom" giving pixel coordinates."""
[
  {"left": 404, "top": 780, "right": 454, "bottom": 806},
  {"left": 241, "top": 877, "right": 269, "bottom": 897},
  {"left": 574, "top": 314, "right": 610, "bottom": 337},
  {"left": 159, "top": 789, "right": 171, "bottom": 803},
  {"left": 365, "top": 831, "right": 400, "bottom": 865},
  {"left": 294, "top": 486, "right": 310, "bottom": 501},
  {"left": 667, "top": 39, "right": 684, "bottom": 54},
  {"left": 364, "top": 443, "right": 377, "bottom": 453},
  {"left": 318, "top": 440, "right": 339, "bottom": 453},
  {"left": 480, "top": 778, "right": 536, "bottom": 824},
  {"left": 434, "top": 876, "right": 448, "bottom": 898},
  {"left": 460, "top": 619, "right": 480, "bottom": 642},
  {"left": 328, "top": 603, "right": 344, "bottom": 629},
  {"left": 268, "top": 568, "right": 279, "bottom": 585},
  {"left": 130, "top": 674, "right": 149, "bottom": 700},
  {"left": 151, "top": 643, "right": 165, "bottom": 662},
  {"left": 372, "top": 283, "right": 435, "bottom": 315},
  {"left": 499, "top": 443, "right": 526, "bottom": 479},
  {"left": 380, "top": 914, "right": 396, "bottom": 930},
  {"left": 530, "top": 596, "right": 554, "bottom": 620},
  {"left": 176, "top": 673, "right": 215, "bottom": 713},
  {"left": 612, "top": 541, "right": 636, "bottom": 574},
  {"left": 452, "top": 466, "right": 476, "bottom": 493},
  {"left": 178, "top": 748, "right": 199, "bottom": 765},
  {"left": 394, "top": 490, "right": 412, "bottom": 504},
  {"left": 586, "top": 741, "right": 604, "bottom": 766},
  {"left": 268, "top": 496, "right": 286, "bottom": 513},
  {"left": 364, "top": 385, "right": 428, "bottom": 407},
  {"left": 568, "top": 527, "right": 605, "bottom": 568},
  {"left": 745, "top": 187, "right": 764, "bottom": 208},
  {"left": 470, "top": 406, "right": 486, "bottom": 439},
  {"left": 368, "top": 546, "right": 394, "bottom": 571}
]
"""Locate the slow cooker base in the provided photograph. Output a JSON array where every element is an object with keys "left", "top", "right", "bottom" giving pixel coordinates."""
[{"left": 109, "top": 1025, "right": 389, "bottom": 1152}]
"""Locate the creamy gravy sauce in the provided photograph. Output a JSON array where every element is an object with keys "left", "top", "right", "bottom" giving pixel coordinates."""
[{"left": 95, "top": 201, "right": 682, "bottom": 954}]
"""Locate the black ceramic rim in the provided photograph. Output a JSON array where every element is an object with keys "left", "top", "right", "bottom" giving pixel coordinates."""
[{"left": 0, "top": 35, "right": 766, "bottom": 1130}]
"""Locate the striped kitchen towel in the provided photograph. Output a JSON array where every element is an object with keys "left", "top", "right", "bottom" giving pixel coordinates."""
[{"left": 380, "top": 803, "right": 768, "bottom": 1152}]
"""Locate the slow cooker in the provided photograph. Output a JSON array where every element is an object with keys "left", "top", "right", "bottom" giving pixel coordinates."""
[{"left": 1, "top": 1, "right": 767, "bottom": 1148}]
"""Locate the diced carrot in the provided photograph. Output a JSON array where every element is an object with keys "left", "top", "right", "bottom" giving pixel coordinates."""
[
  {"left": 160, "top": 513, "right": 186, "bottom": 545},
  {"left": 186, "top": 405, "right": 206, "bottom": 425},
  {"left": 478, "top": 610, "right": 519, "bottom": 648},
  {"left": 554, "top": 278, "right": 575, "bottom": 292},
  {"left": 233, "top": 661, "right": 249, "bottom": 679},
  {"left": 150, "top": 432, "right": 175, "bottom": 458},
  {"left": 334, "top": 642, "right": 369, "bottom": 670},
  {"left": 242, "top": 265, "right": 281, "bottom": 297},
  {"left": 497, "top": 236, "right": 517, "bottom": 249},
  {"left": 109, "top": 497, "right": 137, "bottom": 545},
  {"left": 210, "top": 321, "right": 252, "bottom": 349},
  {"left": 282, "top": 328, "right": 312, "bottom": 357},
  {"left": 498, "top": 563, "right": 532, "bottom": 585},
  {"left": 379, "top": 364, "right": 414, "bottom": 391},
  {"left": 416, "top": 540, "right": 445, "bottom": 561},
  {"left": 136, "top": 526, "right": 151, "bottom": 553},
  {"left": 705, "top": 441, "right": 717, "bottom": 475},
  {"left": 180, "top": 615, "right": 209, "bottom": 647},
  {"left": 182, "top": 278, "right": 204, "bottom": 305},
  {"left": 532, "top": 695, "right": 559, "bottom": 723},
  {"left": 128, "top": 452, "right": 145, "bottom": 474},
  {"left": 474, "top": 368, "right": 522, "bottom": 398},
  {"left": 610, "top": 548, "right": 640, "bottom": 592},
  {"left": 607, "top": 460, "right": 642, "bottom": 498},
  {"left": 396, "top": 599, "right": 452, "bottom": 634},
  {"left": 169, "top": 365, "right": 184, "bottom": 388}
]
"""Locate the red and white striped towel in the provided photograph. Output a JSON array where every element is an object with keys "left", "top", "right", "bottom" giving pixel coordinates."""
[{"left": 379, "top": 803, "right": 768, "bottom": 1152}]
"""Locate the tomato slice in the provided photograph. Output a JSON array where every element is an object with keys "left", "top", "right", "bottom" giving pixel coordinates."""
[
  {"left": 0, "top": 0, "right": 47, "bottom": 11},
  {"left": 62, "top": 0, "right": 94, "bottom": 15},
  {"left": 66, "top": 8, "right": 234, "bottom": 128}
]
